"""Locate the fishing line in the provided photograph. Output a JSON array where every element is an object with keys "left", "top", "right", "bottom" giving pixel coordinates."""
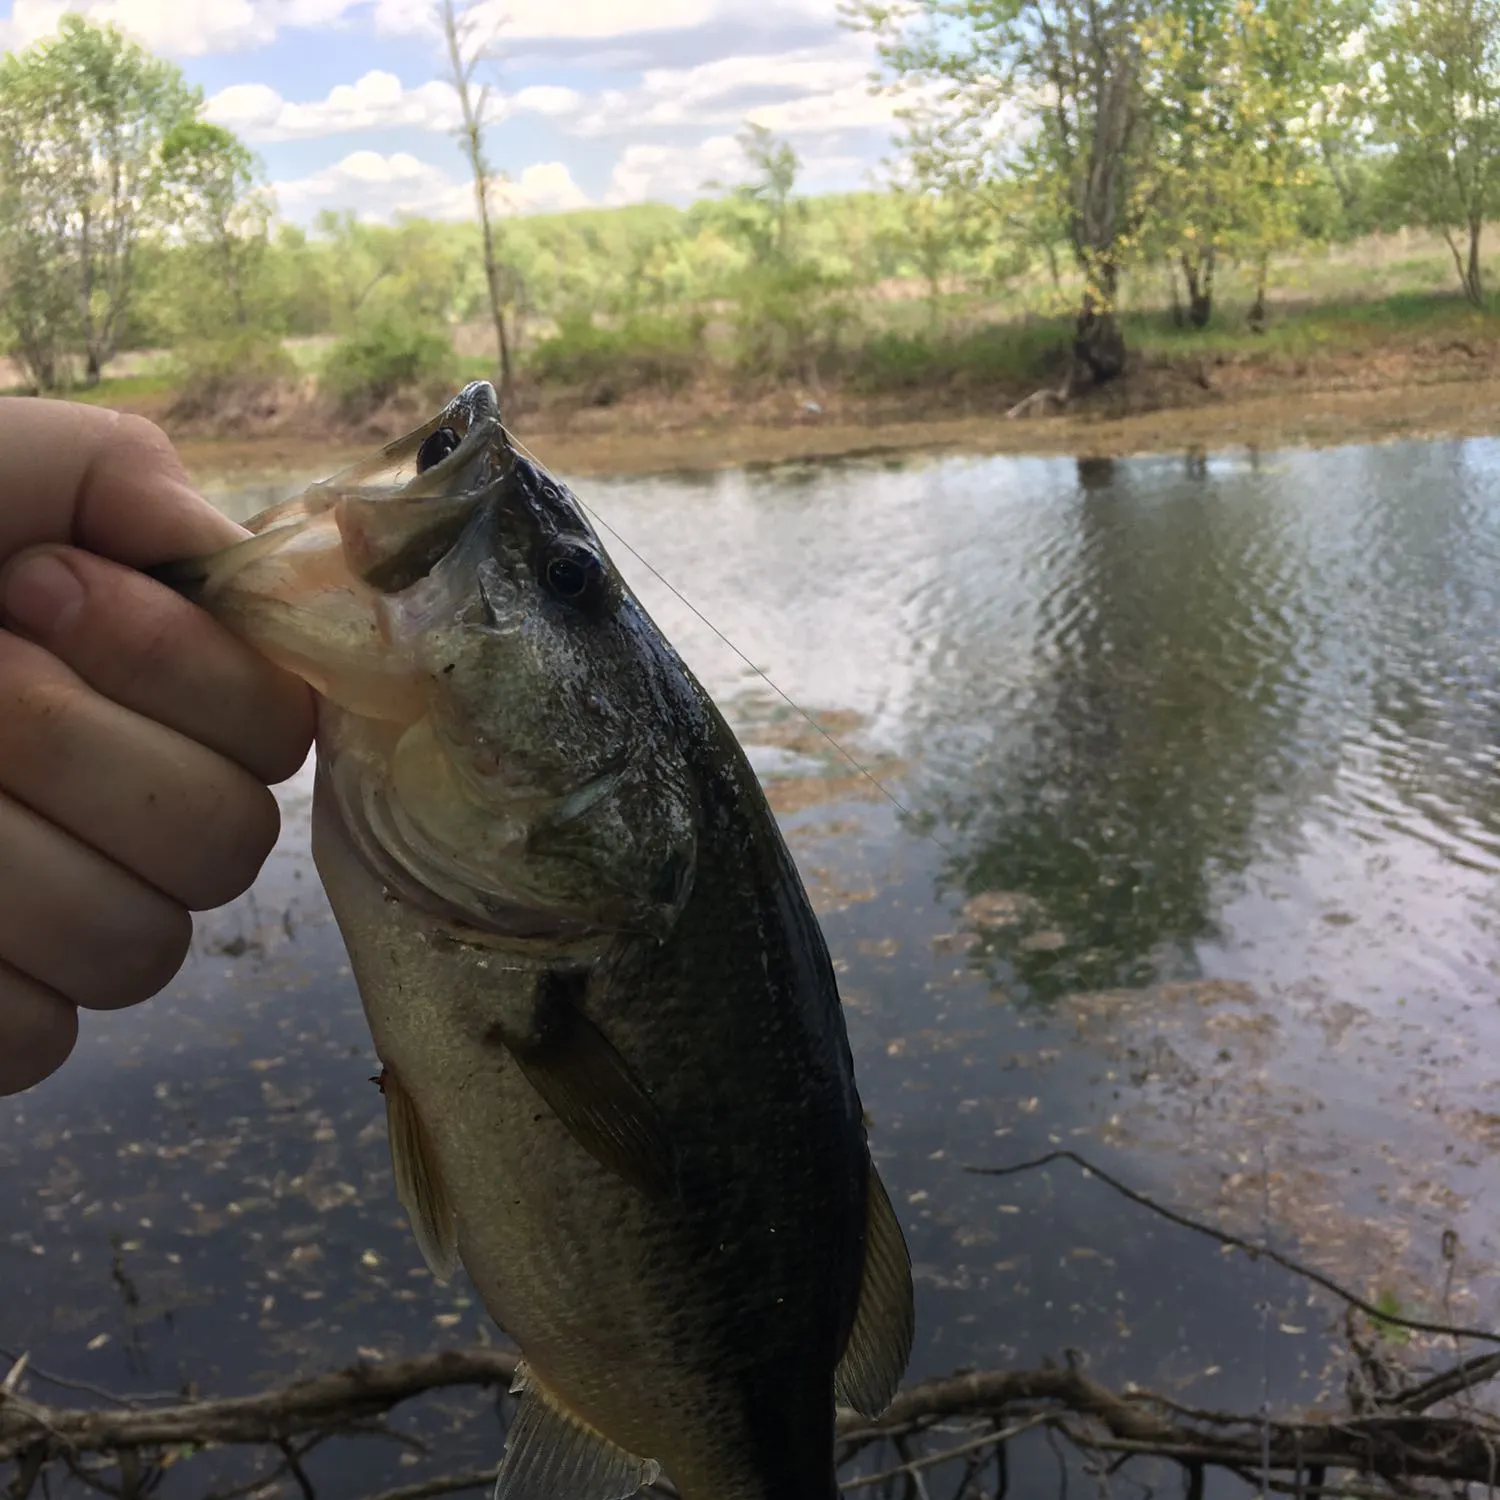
[{"left": 503, "top": 426, "right": 959, "bottom": 860}]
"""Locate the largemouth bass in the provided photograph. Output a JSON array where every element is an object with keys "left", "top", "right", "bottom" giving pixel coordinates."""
[{"left": 153, "top": 382, "right": 913, "bottom": 1500}]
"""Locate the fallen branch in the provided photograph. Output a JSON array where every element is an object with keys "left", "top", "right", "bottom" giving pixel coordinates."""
[
  {"left": 4, "top": 1341, "right": 1500, "bottom": 1500},
  {"left": 0, "top": 1348, "right": 520, "bottom": 1458},
  {"left": 9, "top": 1150, "right": 1500, "bottom": 1500}
]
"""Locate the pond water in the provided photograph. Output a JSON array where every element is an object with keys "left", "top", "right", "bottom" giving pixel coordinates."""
[{"left": 6, "top": 438, "right": 1500, "bottom": 1496}]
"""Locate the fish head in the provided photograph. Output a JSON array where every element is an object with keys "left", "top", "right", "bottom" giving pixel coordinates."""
[
  {"left": 376, "top": 433, "right": 702, "bottom": 944},
  {"left": 167, "top": 382, "right": 700, "bottom": 945}
]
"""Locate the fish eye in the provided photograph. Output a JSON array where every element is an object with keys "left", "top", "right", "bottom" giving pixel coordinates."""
[
  {"left": 416, "top": 426, "right": 461, "bottom": 473},
  {"left": 542, "top": 541, "right": 605, "bottom": 607}
]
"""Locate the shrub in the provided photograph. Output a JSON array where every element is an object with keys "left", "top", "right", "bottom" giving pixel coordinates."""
[
  {"left": 321, "top": 312, "right": 455, "bottom": 418},
  {"left": 731, "top": 262, "right": 850, "bottom": 382},
  {"left": 166, "top": 329, "right": 298, "bottom": 420},
  {"left": 526, "top": 311, "right": 704, "bottom": 398},
  {"left": 848, "top": 322, "right": 1068, "bottom": 395}
]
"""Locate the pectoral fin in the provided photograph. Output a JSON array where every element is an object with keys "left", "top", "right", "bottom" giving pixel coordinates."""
[
  {"left": 495, "top": 1363, "right": 660, "bottom": 1500},
  {"left": 499, "top": 970, "right": 677, "bottom": 1201},
  {"left": 379, "top": 1066, "right": 460, "bottom": 1282},
  {"left": 834, "top": 1158, "right": 915, "bottom": 1418}
]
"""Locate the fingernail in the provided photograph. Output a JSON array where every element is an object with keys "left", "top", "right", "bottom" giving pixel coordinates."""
[{"left": 0, "top": 550, "right": 84, "bottom": 638}]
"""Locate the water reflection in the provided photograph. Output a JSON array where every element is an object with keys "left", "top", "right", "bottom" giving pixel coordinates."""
[{"left": 922, "top": 456, "right": 1318, "bottom": 1002}]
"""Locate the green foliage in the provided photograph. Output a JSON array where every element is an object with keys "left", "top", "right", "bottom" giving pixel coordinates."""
[
  {"left": 706, "top": 123, "right": 808, "bottom": 267},
  {"left": 850, "top": 0, "right": 1372, "bottom": 344},
  {"left": 850, "top": 322, "right": 1069, "bottom": 393},
  {"left": 167, "top": 328, "right": 298, "bottom": 420},
  {"left": 321, "top": 311, "right": 456, "bottom": 418},
  {"left": 526, "top": 311, "right": 705, "bottom": 396},
  {"left": 1370, "top": 1288, "right": 1413, "bottom": 1345},
  {"left": 6, "top": 3, "right": 1497, "bottom": 415},
  {"left": 1371, "top": 0, "right": 1500, "bottom": 304},
  {"left": 0, "top": 14, "right": 203, "bottom": 386}
]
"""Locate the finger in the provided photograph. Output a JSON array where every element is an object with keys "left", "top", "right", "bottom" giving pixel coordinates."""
[
  {"left": 0, "top": 400, "right": 243, "bottom": 566},
  {"left": 0, "top": 629, "right": 282, "bottom": 911},
  {"left": 0, "top": 961, "right": 78, "bottom": 1096},
  {"left": 0, "top": 790, "right": 192, "bottom": 1011},
  {"left": 0, "top": 545, "right": 314, "bottom": 786}
]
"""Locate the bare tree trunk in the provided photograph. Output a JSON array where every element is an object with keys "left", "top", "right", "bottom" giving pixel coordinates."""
[
  {"left": 1042, "top": 238, "right": 1061, "bottom": 292},
  {"left": 1067, "top": 30, "right": 1139, "bottom": 389},
  {"left": 1074, "top": 260, "right": 1126, "bottom": 385},
  {"left": 1178, "top": 248, "right": 1214, "bottom": 328},
  {"left": 439, "top": 0, "right": 513, "bottom": 405},
  {"left": 77, "top": 203, "right": 101, "bottom": 386},
  {"left": 1442, "top": 224, "right": 1485, "bottom": 308},
  {"left": 1247, "top": 251, "right": 1269, "bottom": 334}
]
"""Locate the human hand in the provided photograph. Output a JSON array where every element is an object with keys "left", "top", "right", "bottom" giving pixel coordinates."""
[{"left": 0, "top": 401, "right": 315, "bottom": 1095}]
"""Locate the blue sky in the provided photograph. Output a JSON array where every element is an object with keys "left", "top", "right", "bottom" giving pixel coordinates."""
[{"left": 0, "top": 0, "right": 903, "bottom": 224}]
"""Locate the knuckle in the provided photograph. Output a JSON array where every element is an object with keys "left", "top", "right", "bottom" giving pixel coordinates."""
[
  {"left": 109, "top": 412, "right": 184, "bottom": 477},
  {"left": 0, "top": 658, "right": 77, "bottom": 766},
  {"left": 122, "top": 597, "right": 193, "bottom": 686}
]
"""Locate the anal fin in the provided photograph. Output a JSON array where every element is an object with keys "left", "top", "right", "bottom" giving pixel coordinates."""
[
  {"left": 495, "top": 1362, "right": 661, "bottom": 1500},
  {"left": 834, "top": 1158, "right": 915, "bottom": 1419},
  {"left": 380, "top": 1066, "right": 460, "bottom": 1282}
]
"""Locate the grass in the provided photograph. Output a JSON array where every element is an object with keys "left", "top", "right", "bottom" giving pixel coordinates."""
[
  {"left": 65, "top": 371, "right": 180, "bottom": 405},
  {"left": 1131, "top": 288, "right": 1499, "bottom": 361}
]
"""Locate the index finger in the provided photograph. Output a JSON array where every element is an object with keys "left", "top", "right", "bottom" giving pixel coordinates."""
[{"left": 0, "top": 399, "right": 245, "bottom": 566}]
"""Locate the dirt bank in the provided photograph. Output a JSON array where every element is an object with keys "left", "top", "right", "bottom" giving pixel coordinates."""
[{"left": 109, "top": 338, "right": 1500, "bottom": 484}]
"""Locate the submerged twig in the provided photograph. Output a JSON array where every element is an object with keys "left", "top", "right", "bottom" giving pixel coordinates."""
[{"left": 968, "top": 1149, "right": 1500, "bottom": 1347}]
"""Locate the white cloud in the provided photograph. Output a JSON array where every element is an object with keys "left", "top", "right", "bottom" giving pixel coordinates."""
[
  {"left": 602, "top": 134, "right": 744, "bottom": 207},
  {"left": 0, "top": 0, "right": 842, "bottom": 56},
  {"left": 602, "top": 131, "right": 876, "bottom": 207},
  {"left": 511, "top": 84, "right": 583, "bottom": 118},
  {"left": 746, "top": 80, "right": 896, "bottom": 135},
  {"left": 205, "top": 71, "right": 585, "bottom": 144},
  {"left": 208, "top": 72, "right": 460, "bottom": 140},
  {"left": 270, "top": 148, "right": 589, "bottom": 223},
  {"left": 369, "top": 0, "right": 828, "bottom": 44},
  {"left": 0, "top": 0, "right": 349, "bottom": 56},
  {"left": 493, "top": 160, "right": 590, "bottom": 213},
  {"left": 570, "top": 41, "right": 889, "bottom": 139}
]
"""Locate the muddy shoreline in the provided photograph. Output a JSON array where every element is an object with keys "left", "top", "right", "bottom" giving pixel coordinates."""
[{"left": 100, "top": 341, "right": 1500, "bottom": 484}]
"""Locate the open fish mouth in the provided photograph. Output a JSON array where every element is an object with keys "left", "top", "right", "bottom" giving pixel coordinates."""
[
  {"left": 245, "top": 379, "right": 509, "bottom": 537},
  {"left": 148, "top": 380, "right": 512, "bottom": 601}
]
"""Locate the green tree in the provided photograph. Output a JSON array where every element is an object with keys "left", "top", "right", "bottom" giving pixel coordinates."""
[
  {"left": 159, "top": 119, "right": 270, "bottom": 329},
  {"left": 1141, "top": 0, "right": 1369, "bottom": 329},
  {"left": 849, "top": 0, "right": 1153, "bottom": 388},
  {"left": 1372, "top": 0, "right": 1500, "bottom": 306},
  {"left": 705, "top": 122, "right": 808, "bottom": 267},
  {"left": 884, "top": 188, "right": 989, "bottom": 328},
  {"left": 0, "top": 66, "right": 77, "bottom": 390},
  {"left": 0, "top": 14, "right": 200, "bottom": 386},
  {"left": 705, "top": 125, "right": 849, "bottom": 383}
]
